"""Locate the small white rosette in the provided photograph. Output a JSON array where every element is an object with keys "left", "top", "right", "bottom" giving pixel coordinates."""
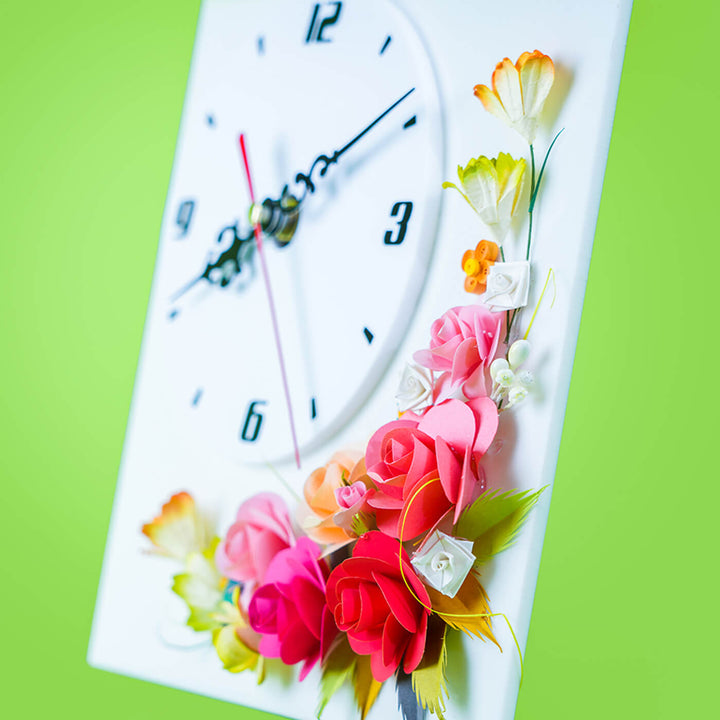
[
  {"left": 410, "top": 530, "right": 476, "bottom": 598},
  {"left": 483, "top": 260, "right": 530, "bottom": 310},
  {"left": 395, "top": 363, "right": 434, "bottom": 414}
]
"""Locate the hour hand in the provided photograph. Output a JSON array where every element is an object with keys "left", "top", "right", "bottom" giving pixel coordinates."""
[{"left": 170, "top": 222, "right": 255, "bottom": 302}]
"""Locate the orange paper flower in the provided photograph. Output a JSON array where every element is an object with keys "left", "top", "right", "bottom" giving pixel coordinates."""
[
  {"left": 301, "top": 451, "right": 373, "bottom": 546},
  {"left": 142, "top": 491, "right": 213, "bottom": 560},
  {"left": 474, "top": 50, "right": 554, "bottom": 143},
  {"left": 462, "top": 240, "right": 499, "bottom": 294}
]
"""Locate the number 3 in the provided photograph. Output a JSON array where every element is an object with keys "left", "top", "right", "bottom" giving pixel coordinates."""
[{"left": 384, "top": 201, "right": 413, "bottom": 245}]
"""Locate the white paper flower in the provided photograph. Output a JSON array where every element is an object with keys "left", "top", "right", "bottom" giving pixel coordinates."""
[
  {"left": 395, "top": 363, "right": 434, "bottom": 414},
  {"left": 483, "top": 261, "right": 531, "bottom": 310},
  {"left": 410, "top": 530, "right": 476, "bottom": 598}
]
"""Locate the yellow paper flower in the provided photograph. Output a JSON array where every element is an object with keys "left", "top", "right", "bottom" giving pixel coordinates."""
[
  {"left": 474, "top": 50, "right": 555, "bottom": 144},
  {"left": 172, "top": 540, "right": 226, "bottom": 631},
  {"left": 211, "top": 585, "right": 263, "bottom": 677},
  {"left": 442, "top": 153, "right": 526, "bottom": 244},
  {"left": 142, "top": 491, "right": 214, "bottom": 561}
]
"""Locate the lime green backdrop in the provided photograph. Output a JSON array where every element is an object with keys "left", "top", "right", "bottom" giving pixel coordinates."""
[{"left": 1, "top": 1, "right": 716, "bottom": 718}]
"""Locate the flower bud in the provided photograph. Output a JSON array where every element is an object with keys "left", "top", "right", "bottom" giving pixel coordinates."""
[
  {"left": 508, "top": 339, "right": 530, "bottom": 369},
  {"left": 490, "top": 358, "right": 509, "bottom": 382}
]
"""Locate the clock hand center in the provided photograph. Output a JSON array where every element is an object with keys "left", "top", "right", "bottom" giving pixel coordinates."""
[{"left": 251, "top": 87, "right": 416, "bottom": 246}]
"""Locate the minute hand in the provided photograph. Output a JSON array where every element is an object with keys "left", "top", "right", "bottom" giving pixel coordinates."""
[{"left": 293, "top": 87, "right": 415, "bottom": 201}]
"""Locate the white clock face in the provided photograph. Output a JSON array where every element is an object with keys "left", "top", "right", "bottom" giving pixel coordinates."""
[{"left": 151, "top": 0, "right": 443, "bottom": 462}]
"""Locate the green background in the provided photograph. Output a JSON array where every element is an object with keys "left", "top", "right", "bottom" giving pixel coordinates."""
[{"left": 1, "top": 1, "right": 716, "bottom": 718}]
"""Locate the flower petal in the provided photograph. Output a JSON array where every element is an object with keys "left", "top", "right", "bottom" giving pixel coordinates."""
[
  {"left": 492, "top": 57, "right": 524, "bottom": 123},
  {"left": 517, "top": 50, "right": 554, "bottom": 119},
  {"left": 402, "top": 610, "right": 428, "bottom": 674},
  {"left": 473, "top": 83, "right": 509, "bottom": 125},
  {"left": 373, "top": 571, "right": 419, "bottom": 633}
]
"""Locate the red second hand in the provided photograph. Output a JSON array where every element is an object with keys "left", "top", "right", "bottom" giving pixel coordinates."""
[{"left": 238, "top": 134, "right": 301, "bottom": 469}]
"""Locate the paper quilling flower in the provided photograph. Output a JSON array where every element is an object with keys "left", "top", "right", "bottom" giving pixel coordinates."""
[
  {"left": 473, "top": 50, "right": 555, "bottom": 144},
  {"left": 141, "top": 47, "right": 564, "bottom": 720},
  {"left": 462, "top": 240, "right": 499, "bottom": 294}
]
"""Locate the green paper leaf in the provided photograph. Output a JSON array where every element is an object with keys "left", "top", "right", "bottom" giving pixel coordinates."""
[
  {"left": 353, "top": 655, "right": 383, "bottom": 720},
  {"left": 316, "top": 636, "right": 356, "bottom": 718},
  {"left": 455, "top": 488, "right": 545, "bottom": 566},
  {"left": 412, "top": 617, "right": 448, "bottom": 719}
]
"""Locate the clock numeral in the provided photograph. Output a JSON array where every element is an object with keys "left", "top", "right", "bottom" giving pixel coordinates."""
[
  {"left": 176, "top": 200, "right": 195, "bottom": 237},
  {"left": 310, "top": 397, "right": 317, "bottom": 420},
  {"left": 305, "top": 2, "right": 342, "bottom": 43},
  {"left": 383, "top": 201, "right": 413, "bottom": 245},
  {"left": 240, "top": 400, "right": 266, "bottom": 443}
]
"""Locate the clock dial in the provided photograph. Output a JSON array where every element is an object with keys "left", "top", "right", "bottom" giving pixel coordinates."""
[{"left": 151, "top": 0, "right": 443, "bottom": 463}]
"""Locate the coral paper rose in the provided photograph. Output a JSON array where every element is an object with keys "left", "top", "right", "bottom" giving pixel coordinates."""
[
  {"left": 326, "top": 531, "right": 431, "bottom": 682},
  {"left": 248, "top": 538, "right": 337, "bottom": 680},
  {"left": 215, "top": 493, "right": 295, "bottom": 589},
  {"left": 365, "top": 397, "right": 499, "bottom": 539},
  {"left": 414, "top": 305, "right": 502, "bottom": 401}
]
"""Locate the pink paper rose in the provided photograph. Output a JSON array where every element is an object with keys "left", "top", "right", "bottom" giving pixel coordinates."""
[
  {"left": 414, "top": 305, "right": 502, "bottom": 401},
  {"left": 365, "top": 397, "right": 499, "bottom": 539},
  {"left": 326, "top": 531, "right": 431, "bottom": 682},
  {"left": 215, "top": 493, "right": 295, "bottom": 590},
  {"left": 248, "top": 537, "right": 338, "bottom": 680}
]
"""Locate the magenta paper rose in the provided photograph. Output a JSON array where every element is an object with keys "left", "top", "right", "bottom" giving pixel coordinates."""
[
  {"left": 365, "top": 397, "right": 499, "bottom": 539},
  {"left": 248, "top": 537, "right": 338, "bottom": 680},
  {"left": 326, "top": 531, "right": 431, "bottom": 682},
  {"left": 414, "top": 305, "right": 502, "bottom": 401},
  {"left": 215, "top": 493, "right": 295, "bottom": 590}
]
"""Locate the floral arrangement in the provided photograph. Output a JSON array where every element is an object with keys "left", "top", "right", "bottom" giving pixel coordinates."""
[{"left": 143, "top": 50, "right": 561, "bottom": 720}]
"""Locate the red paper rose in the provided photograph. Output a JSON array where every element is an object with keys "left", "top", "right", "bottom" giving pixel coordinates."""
[
  {"left": 414, "top": 305, "right": 502, "bottom": 401},
  {"left": 366, "top": 397, "right": 498, "bottom": 538},
  {"left": 248, "top": 537, "right": 337, "bottom": 680},
  {"left": 325, "top": 531, "right": 431, "bottom": 682}
]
